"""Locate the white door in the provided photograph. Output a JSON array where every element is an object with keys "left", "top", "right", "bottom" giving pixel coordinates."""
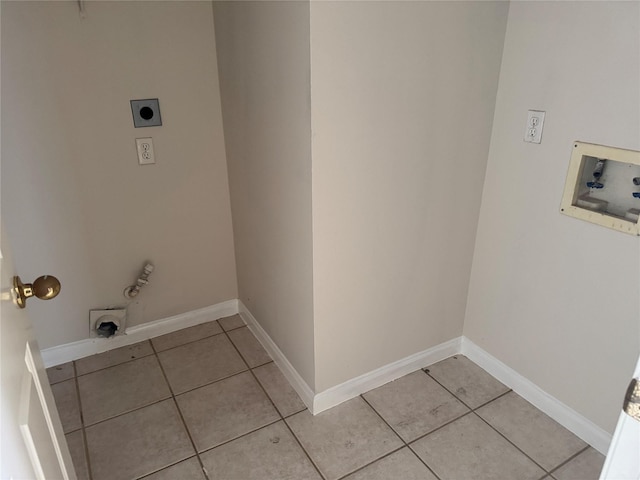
[
  {"left": 0, "top": 227, "right": 77, "bottom": 480},
  {"left": 600, "top": 353, "right": 640, "bottom": 479}
]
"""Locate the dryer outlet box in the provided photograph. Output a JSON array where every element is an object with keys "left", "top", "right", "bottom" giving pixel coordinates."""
[
  {"left": 90, "top": 309, "right": 127, "bottom": 338},
  {"left": 130, "top": 98, "right": 162, "bottom": 128}
]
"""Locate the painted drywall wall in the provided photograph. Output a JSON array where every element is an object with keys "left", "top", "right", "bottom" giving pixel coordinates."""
[
  {"left": 1, "top": 1, "right": 237, "bottom": 349},
  {"left": 310, "top": 1, "right": 509, "bottom": 391},
  {"left": 464, "top": 1, "right": 640, "bottom": 433},
  {"left": 213, "top": 2, "right": 315, "bottom": 387}
]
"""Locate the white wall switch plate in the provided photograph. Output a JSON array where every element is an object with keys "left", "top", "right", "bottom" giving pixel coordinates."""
[
  {"left": 524, "top": 110, "right": 546, "bottom": 144},
  {"left": 136, "top": 137, "right": 155, "bottom": 165}
]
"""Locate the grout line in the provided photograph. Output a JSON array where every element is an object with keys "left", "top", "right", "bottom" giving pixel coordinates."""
[
  {"left": 547, "top": 445, "right": 591, "bottom": 478},
  {"left": 422, "top": 366, "right": 513, "bottom": 411},
  {"left": 149, "top": 341, "right": 209, "bottom": 480},
  {"left": 196, "top": 418, "right": 283, "bottom": 455},
  {"left": 166, "top": 368, "right": 250, "bottom": 397},
  {"left": 360, "top": 395, "right": 444, "bottom": 480},
  {"left": 359, "top": 395, "right": 407, "bottom": 446},
  {"left": 75, "top": 314, "right": 241, "bottom": 378},
  {"left": 72, "top": 360, "right": 94, "bottom": 480},
  {"left": 335, "top": 445, "right": 408, "bottom": 480},
  {"left": 74, "top": 341, "right": 156, "bottom": 378},
  {"left": 152, "top": 326, "right": 226, "bottom": 355},
  {"left": 222, "top": 327, "right": 326, "bottom": 480},
  {"left": 78, "top": 367, "right": 256, "bottom": 430},
  {"left": 406, "top": 410, "right": 475, "bottom": 446},
  {"left": 420, "top": 368, "right": 552, "bottom": 474},
  {"left": 280, "top": 418, "right": 327, "bottom": 480},
  {"left": 222, "top": 326, "right": 258, "bottom": 370},
  {"left": 472, "top": 411, "right": 551, "bottom": 474},
  {"left": 134, "top": 455, "right": 200, "bottom": 480}
]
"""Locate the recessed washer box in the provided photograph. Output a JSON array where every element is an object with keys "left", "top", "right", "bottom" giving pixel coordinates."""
[{"left": 561, "top": 141, "right": 640, "bottom": 235}]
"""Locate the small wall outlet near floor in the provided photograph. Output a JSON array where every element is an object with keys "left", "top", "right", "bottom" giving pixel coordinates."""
[{"left": 90, "top": 309, "right": 127, "bottom": 338}]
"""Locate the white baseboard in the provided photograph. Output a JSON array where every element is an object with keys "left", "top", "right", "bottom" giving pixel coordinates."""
[
  {"left": 237, "top": 302, "right": 315, "bottom": 411},
  {"left": 41, "top": 298, "right": 611, "bottom": 455},
  {"left": 41, "top": 299, "right": 239, "bottom": 368},
  {"left": 461, "top": 336, "right": 611, "bottom": 455},
  {"left": 312, "top": 337, "right": 462, "bottom": 414}
]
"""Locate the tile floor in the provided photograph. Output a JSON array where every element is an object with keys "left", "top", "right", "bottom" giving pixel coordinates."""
[{"left": 48, "top": 315, "right": 605, "bottom": 480}]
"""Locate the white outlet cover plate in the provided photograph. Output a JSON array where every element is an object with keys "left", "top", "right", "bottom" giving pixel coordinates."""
[
  {"left": 89, "top": 309, "right": 126, "bottom": 338},
  {"left": 524, "top": 110, "right": 546, "bottom": 144},
  {"left": 136, "top": 137, "right": 155, "bottom": 165}
]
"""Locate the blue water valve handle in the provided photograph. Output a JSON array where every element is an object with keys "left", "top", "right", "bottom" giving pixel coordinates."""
[
  {"left": 632, "top": 192, "right": 640, "bottom": 198},
  {"left": 587, "top": 181, "right": 604, "bottom": 189}
]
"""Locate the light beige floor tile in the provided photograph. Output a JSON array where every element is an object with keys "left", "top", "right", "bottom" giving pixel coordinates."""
[
  {"left": 552, "top": 447, "right": 605, "bottom": 480},
  {"left": 218, "top": 314, "right": 245, "bottom": 331},
  {"left": 141, "top": 457, "right": 206, "bottom": 480},
  {"left": 425, "top": 355, "right": 510, "bottom": 409},
  {"left": 286, "top": 397, "right": 404, "bottom": 480},
  {"left": 176, "top": 371, "right": 279, "bottom": 452},
  {"left": 75, "top": 341, "right": 154, "bottom": 375},
  {"left": 51, "top": 379, "right": 81, "bottom": 433},
  {"left": 78, "top": 355, "right": 171, "bottom": 425},
  {"left": 47, "top": 362, "right": 75, "bottom": 385},
  {"left": 253, "top": 362, "right": 307, "bottom": 417},
  {"left": 157, "top": 334, "right": 247, "bottom": 394},
  {"left": 85, "top": 399, "right": 194, "bottom": 480},
  {"left": 151, "top": 320, "right": 223, "bottom": 352},
  {"left": 227, "top": 326, "right": 271, "bottom": 368},
  {"left": 477, "top": 391, "right": 587, "bottom": 471},
  {"left": 343, "top": 447, "right": 437, "bottom": 480},
  {"left": 411, "top": 413, "right": 545, "bottom": 480},
  {"left": 362, "top": 370, "right": 469, "bottom": 442},
  {"left": 65, "top": 430, "right": 89, "bottom": 480},
  {"left": 199, "top": 421, "right": 322, "bottom": 480}
]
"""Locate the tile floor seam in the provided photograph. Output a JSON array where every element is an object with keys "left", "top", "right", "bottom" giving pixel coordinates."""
[
  {"left": 421, "top": 366, "right": 513, "bottom": 411},
  {"left": 222, "top": 326, "right": 260, "bottom": 370},
  {"left": 214, "top": 328, "right": 327, "bottom": 480},
  {"left": 55, "top": 333, "right": 604, "bottom": 480},
  {"left": 546, "top": 445, "right": 592, "bottom": 478},
  {"left": 223, "top": 325, "right": 245, "bottom": 332},
  {"left": 280, "top": 418, "right": 328, "bottom": 480},
  {"left": 151, "top": 328, "right": 225, "bottom": 354},
  {"left": 149, "top": 341, "right": 207, "bottom": 480},
  {"left": 422, "top": 366, "right": 557, "bottom": 475},
  {"left": 74, "top": 341, "right": 155, "bottom": 377},
  {"left": 73, "top": 360, "right": 94, "bottom": 480},
  {"left": 471, "top": 410, "right": 553, "bottom": 474},
  {"left": 248, "top": 362, "right": 308, "bottom": 417},
  {"left": 281, "top": 405, "right": 308, "bottom": 419},
  {"left": 333, "top": 445, "right": 417, "bottom": 480},
  {"left": 358, "top": 394, "right": 444, "bottom": 480},
  {"left": 79, "top": 395, "right": 174, "bottom": 429},
  {"left": 196, "top": 417, "right": 284, "bottom": 455},
  {"left": 134, "top": 455, "right": 201, "bottom": 480},
  {"left": 168, "top": 368, "right": 251, "bottom": 397},
  {"left": 405, "top": 442, "right": 445, "bottom": 480},
  {"left": 404, "top": 409, "right": 474, "bottom": 446}
]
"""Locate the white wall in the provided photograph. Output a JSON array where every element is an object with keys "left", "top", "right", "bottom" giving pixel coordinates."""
[
  {"left": 310, "top": 1, "right": 509, "bottom": 391},
  {"left": 213, "top": 1, "right": 315, "bottom": 387},
  {"left": 1, "top": 1, "right": 237, "bottom": 349},
  {"left": 464, "top": 1, "right": 640, "bottom": 433}
]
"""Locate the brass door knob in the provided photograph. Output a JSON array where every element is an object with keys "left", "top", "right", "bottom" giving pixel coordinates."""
[{"left": 13, "top": 275, "right": 61, "bottom": 309}]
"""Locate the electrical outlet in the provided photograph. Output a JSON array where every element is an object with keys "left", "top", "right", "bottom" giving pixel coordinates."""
[
  {"left": 136, "top": 137, "right": 155, "bottom": 165},
  {"left": 524, "top": 110, "right": 546, "bottom": 144}
]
